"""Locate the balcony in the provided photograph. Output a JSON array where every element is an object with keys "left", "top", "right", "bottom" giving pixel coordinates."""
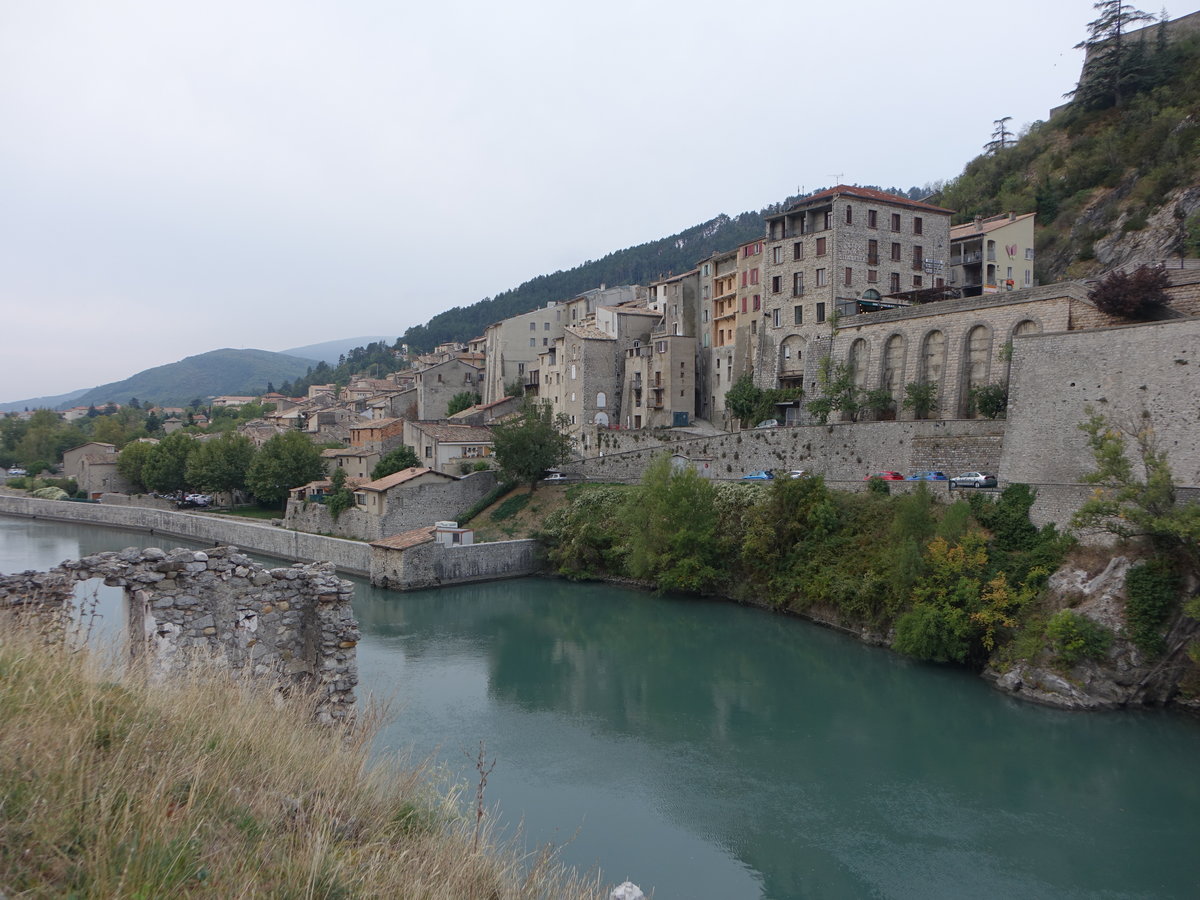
[{"left": 952, "top": 250, "right": 983, "bottom": 266}]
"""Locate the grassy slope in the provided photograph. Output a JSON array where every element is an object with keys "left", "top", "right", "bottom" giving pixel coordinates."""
[{"left": 0, "top": 618, "right": 603, "bottom": 899}]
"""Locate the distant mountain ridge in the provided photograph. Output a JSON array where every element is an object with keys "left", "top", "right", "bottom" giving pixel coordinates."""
[
  {"left": 281, "top": 336, "right": 395, "bottom": 366},
  {"left": 67, "top": 348, "right": 318, "bottom": 409}
]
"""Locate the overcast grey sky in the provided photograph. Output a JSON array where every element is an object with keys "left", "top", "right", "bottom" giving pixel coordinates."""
[{"left": 1, "top": 0, "right": 1109, "bottom": 403}]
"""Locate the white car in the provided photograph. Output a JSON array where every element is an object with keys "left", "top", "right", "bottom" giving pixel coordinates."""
[{"left": 950, "top": 471, "right": 997, "bottom": 488}]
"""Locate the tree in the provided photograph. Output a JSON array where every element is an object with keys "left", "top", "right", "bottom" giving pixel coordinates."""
[
  {"left": 1073, "top": 408, "right": 1200, "bottom": 566},
  {"left": 187, "top": 432, "right": 255, "bottom": 495},
  {"left": 490, "top": 400, "right": 572, "bottom": 490},
  {"left": 724, "top": 373, "right": 763, "bottom": 428},
  {"left": 141, "top": 432, "right": 197, "bottom": 495},
  {"left": 245, "top": 430, "right": 325, "bottom": 507},
  {"left": 371, "top": 445, "right": 421, "bottom": 480},
  {"left": 325, "top": 467, "right": 356, "bottom": 521},
  {"left": 1087, "top": 264, "right": 1171, "bottom": 319},
  {"left": 903, "top": 381, "right": 938, "bottom": 419},
  {"left": 1070, "top": 1, "right": 1155, "bottom": 110},
  {"left": 969, "top": 383, "right": 1009, "bottom": 419},
  {"left": 984, "top": 116, "right": 1014, "bottom": 154},
  {"left": 447, "top": 391, "right": 481, "bottom": 416},
  {"left": 117, "top": 440, "right": 155, "bottom": 493}
]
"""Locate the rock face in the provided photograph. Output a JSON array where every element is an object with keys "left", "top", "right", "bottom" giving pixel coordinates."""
[
  {"left": 3, "top": 546, "right": 359, "bottom": 724},
  {"left": 986, "top": 557, "right": 1200, "bottom": 710}
]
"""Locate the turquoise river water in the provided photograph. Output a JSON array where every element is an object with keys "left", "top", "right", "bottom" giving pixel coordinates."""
[{"left": 2, "top": 516, "right": 1199, "bottom": 898}]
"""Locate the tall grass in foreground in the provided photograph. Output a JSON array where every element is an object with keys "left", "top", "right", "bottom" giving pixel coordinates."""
[{"left": 0, "top": 619, "right": 604, "bottom": 899}]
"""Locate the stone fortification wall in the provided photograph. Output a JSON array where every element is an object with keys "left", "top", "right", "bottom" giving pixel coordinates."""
[
  {"left": 371, "top": 539, "right": 541, "bottom": 591},
  {"left": 1002, "top": 318, "right": 1200, "bottom": 487},
  {"left": 579, "top": 419, "right": 1006, "bottom": 483},
  {"left": 2, "top": 546, "right": 359, "bottom": 723},
  {"left": 0, "top": 495, "right": 371, "bottom": 576}
]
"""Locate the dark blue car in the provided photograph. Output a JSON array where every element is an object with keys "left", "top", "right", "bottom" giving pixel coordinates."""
[{"left": 906, "top": 471, "right": 948, "bottom": 481}]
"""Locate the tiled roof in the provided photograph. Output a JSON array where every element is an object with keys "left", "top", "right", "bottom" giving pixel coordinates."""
[
  {"left": 783, "top": 184, "right": 954, "bottom": 215},
  {"left": 357, "top": 466, "right": 454, "bottom": 493},
  {"left": 351, "top": 417, "right": 403, "bottom": 429},
  {"left": 950, "top": 212, "right": 1036, "bottom": 239},
  {"left": 82, "top": 454, "right": 118, "bottom": 465},
  {"left": 565, "top": 324, "right": 615, "bottom": 340},
  {"left": 407, "top": 422, "right": 494, "bottom": 442},
  {"left": 370, "top": 526, "right": 436, "bottom": 550}
]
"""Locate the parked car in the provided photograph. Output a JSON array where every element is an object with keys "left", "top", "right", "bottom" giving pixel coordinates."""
[
  {"left": 787, "top": 469, "right": 810, "bottom": 479},
  {"left": 754, "top": 419, "right": 780, "bottom": 429},
  {"left": 542, "top": 472, "right": 572, "bottom": 482},
  {"left": 906, "top": 471, "right": 948, "bottom": 481},
  {"left": 864, "top": 471, "right": 905, "bottom": 481},
  {"left": 7, "top": 467, "right": 27, "bottom": 477},
  {"left": 950, "top": 471, "right": 997, "bottom": 488},
  {"left": 741, "top": 470, "right": 774, "bottom": 481}
]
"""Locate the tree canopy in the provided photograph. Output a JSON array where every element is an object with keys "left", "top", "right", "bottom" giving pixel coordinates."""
[
  {"left": 490, "top": 400, "right": 572, "bottom": 489},
  {"left": 246, "top": 431, "right": 325, "bottom": 507},
  {"left": 371, "top": 445, "right": 421, "bottom": 480},
  {"left": 187, "top": 432, "right": 255, "bottom": 495}
]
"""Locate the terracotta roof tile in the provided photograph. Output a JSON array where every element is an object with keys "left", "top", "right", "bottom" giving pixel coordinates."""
[
  {"left": 357, "top": 466, "right": 455, "bottom": 493},
  {"left": 781, "top": 184, "right": 954, "bottom": 215}
]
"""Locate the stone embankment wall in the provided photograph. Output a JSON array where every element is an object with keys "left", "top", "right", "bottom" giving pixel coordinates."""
[
  {"left": 1, "top": 546, "right": 359, "bottom": 723},
  {"left": 0, "top": 494, "right": 372, "bottom": 576},
  {"left": 371, "top": 539, "right": 541, "bottom": 591},
  {"left": 579, "top": 419, "right": 1006, "bottom": 483}
]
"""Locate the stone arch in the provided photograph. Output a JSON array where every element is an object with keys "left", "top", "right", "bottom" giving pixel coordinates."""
[
  {"left": 919, "top": 329, "right": 947, "bottom": 386},
  {"left": 848, "top": 338, "right": 870, "bottom": 392},
  {"left": 594, "top": 411, "right": 609, "bottom": 426},
  {"left": 1002, "top": 319, "right": 1041, "bottom": 385},
  {"left": 779, "top": 334, "right": 806, "bottom": 386},
  {"left": 960, "top": 323, "right": 993, "bottom": 416},
  {"left": 880, "top": 333, "right": 907, "bottom": 398},
  {"left": 862, "top": 288, "right": 881, "bottom": 302}
]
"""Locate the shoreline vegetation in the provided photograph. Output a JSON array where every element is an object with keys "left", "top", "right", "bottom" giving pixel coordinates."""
[{"left": 0, "top": 613, "right": 605, "bottom": 898}]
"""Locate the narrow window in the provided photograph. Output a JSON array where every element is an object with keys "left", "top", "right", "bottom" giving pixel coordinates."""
[
  {"left": 891, "top": 242, "right": 901, "bottom": 261},
  {"left": 868, "top": 269, "right": 878, "bottom": 283},
  {"left": 868, "top": 209, "right": 878, "bottom": 228},
  {"left": 753, "top": 294, "right": 761, "bottom": 311},
  {"left": 816, "top": 302, "right": 826, "bottom": 323},
  {"left": 793, "top": 241, "right": 804, "bottom": 261},
  {"left": 868, "top": 239, "right": 878, "bottom": 265},
  {"left": 793, "top": 305, "right": 803, "bottom": 325},
  {"left": 913, "top": 245, "right": 924, "bottom": 270},
  {"left": 816, "top": 268, "right": 827, "bottom": 287},
  {"left": 793, "top": 272, "right": 804, "bottom": 295},
  {"left": 844, "top": 267, "right": 852, "bottom": 286},
  {"left": 845, "top": 205, "right": 853, "bottom": 225},
  {"left": 771, "top": 275, "right": 782, "bottom": 293},
  {"left": 816, "top": 237, "right": 827, "bottom": 256},
  {"left": 772, "top": 308, "right": 781, "bottom": 327},
  {"left": 914, "top": 216, "right": 923, "bottom": 235},
  {"left": 890, "top": 272, "right": 901, "bottom": 292},
  {"left": 891, "top": 213, "right": 901, "bottom": 231}
]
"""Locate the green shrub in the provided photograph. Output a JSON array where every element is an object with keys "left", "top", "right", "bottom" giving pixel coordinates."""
[
  {"left": 866, "top": 476, "right": 890, "bottom": 495},
  {"left": 1124, "top": 556, "right": 1180, "bottom": 656},
  {"left": 489, "top": 493, "right": 531, "bottom": 522},
  {"left": 1044, "top": 610, "right": 1114, "bottom": 666}
]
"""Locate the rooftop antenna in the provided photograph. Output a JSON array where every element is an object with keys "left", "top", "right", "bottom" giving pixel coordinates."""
[{"left": 828, "top": 173, "right": 844, "bottom": 185}]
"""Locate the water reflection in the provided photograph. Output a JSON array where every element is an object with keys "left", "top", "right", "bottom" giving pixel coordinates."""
[{"left": 6, "top": 518, "right": 1200, "bottom": 899}]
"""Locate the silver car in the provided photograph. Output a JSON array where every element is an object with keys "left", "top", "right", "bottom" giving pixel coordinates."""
[{"left": 950, "top": 471, "right": 997, "bottom": 488}]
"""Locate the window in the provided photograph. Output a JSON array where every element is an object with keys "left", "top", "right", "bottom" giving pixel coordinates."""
[
  {"left": 543, "top": 337, "right": 549, "bottom": 346},
  {"left": 753, "top": 294, "right": 761, "bottom": 311},
  {"left": 823, "top": 211, "right": 832, "bottom": 229},
  {"left": 771, "top": 275, "right": 782, "bottom": 293},
  {"left": 436, "top": 373, "right": 442, "bottom": 382},
  {"left": 772, "top": 246, "right": 783, "bottom": 264},
  {"left": 529, "top": 322, "right": 536, "bottom": 331},
  {"left": 544, "top": 322, "right": 550, "bottom": 330},
  {"left": 1024, "top": 269, "right": 1032, "bottom": 286},
  {"left": 844, "top": 267, "right": 852, "bottom": 286},
  {"left": 793, "top": 272, "right": 804, "bottom": 295},
  {"left": 890, "top": 272, "right": 901, "bottom": 292},
  {"left": 424, "top": 445, "right": 432, "bottom": 458},
  {"left": 868, "top": 209, "right": 878, "bottom": 228},
  {"left": 845, "top": 205, "right": 853, "bottom": 225},
  {"left": 741, "top": 297, "right": 747, "bottom": 314},
  {"left": 750, "top": 268, "right": 759, "bottom": 285},
  {"left": 703, "top": 308, "right": 709, "bottom": 322},
  {"left": 913, "top": 245, "right": 923, "bottom": 270},
  {"left": 570, "top": 364, "right": 576, "bottom": 379},
  {"left": 1006, "top": 266, "right": 1013, "bottom": 280},
  {"left": 793, "top": 241, "right": 804, "bottom": 261},
  {"left": 816, "top": 268, "right": 827, "bottom": 287},
  {"left": 570, "top": 392, "right": 576, "bottom": 402},
  {"left": 890, "top": 213, "right": 901, "bottom": 231},
  {"left": 913, "top": 275, "right": 923, "bottom": 287},
  {"left": 741, "top": 271, "right": 748, "bottom": 288},
  {"left": 529, "top": 337, "right": 536, "bottom": 347},
  {"left": 703, "top": 333, "right": 710, "bottom": 347},
  {"left": 517, "top": 362, "right": 525, "bottom": 374},
  {"left": 793, "top": 305, "right": 803, "bottom": 325},
  {"left": 867, "top": 239, "right": 879, "bottom": 265},
  {"left": 891, "top": 242, "right": 901, "bottom": 261},
  {"left": 816, "top": 237, "right": 827, "bottom": 256},
  {"left": 914, "top": 216, "right": 923, "bottom": 235},
  {"left": 1025, "top": 247, "right": 1035, "bottom": 260},
  {"left": 868, "top": 269, "right": 878, "bottom": 283},
  {"left": 816, "top": 302, "right": 826, "bottom": 323},
  {"left": 570, "top": 415, "right": 576, "bottom": 424},
  {"left": 772, "top": 308, "right": 781, "bottom": 327}
]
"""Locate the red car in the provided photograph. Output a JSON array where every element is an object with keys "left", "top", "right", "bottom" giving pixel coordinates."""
[{"left": 864, "top": 471, "right": 905, "bottom": 481}]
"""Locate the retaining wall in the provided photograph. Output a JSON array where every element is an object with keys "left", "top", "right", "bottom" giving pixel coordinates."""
[
  {"left": 370, "top": 539, "right": 541, "bottom": 591},
  {"left": 0, "top": 495, "right": 372, "bottom": 576}
]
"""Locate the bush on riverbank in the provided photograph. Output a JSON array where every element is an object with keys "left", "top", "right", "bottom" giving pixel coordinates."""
[
  {"left": 539, "top": 456, "right": 1072, "bottom": 668},
  {"left": 0, "top": 622, "right": 603, "bottom": 898}
]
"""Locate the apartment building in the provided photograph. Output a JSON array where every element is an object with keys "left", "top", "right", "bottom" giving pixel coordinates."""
[
  {"left": 621, "top": 333, "right": 696, "bottom": 430},
  {"left": 948, "top": 212, "right": 1036, "bottom": 296},
  {"left": 758, "top": 185, "right": 953, "bottom": 398},
  {"left": 480, "top": 303, "right": 565, "bottom": 405},
  {"left": 707, "top": 248, "right": 740, "bottom": 417}
]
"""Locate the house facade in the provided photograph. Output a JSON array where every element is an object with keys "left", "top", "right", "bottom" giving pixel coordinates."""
[{"left": 948, "top": 212, "right": 1037, "bottom": 296}]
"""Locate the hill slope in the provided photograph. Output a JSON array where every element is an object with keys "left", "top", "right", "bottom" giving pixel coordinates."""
[
  {"left": 934, "top": 24, "right": 1200, "bottom": 281},
  {"left": 281, "top": 336, "right": 395, "bottom": 366},
  {"left": 70, "top": 348, "right": 318, "bottom": 408}
]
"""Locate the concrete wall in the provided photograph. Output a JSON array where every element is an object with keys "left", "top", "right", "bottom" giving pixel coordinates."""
[
  {"left": 0, "top": 495, "right": 372, "bottom": 576},
  {"left": 370, "top": 538, "right": 541, "bottom": 591}
]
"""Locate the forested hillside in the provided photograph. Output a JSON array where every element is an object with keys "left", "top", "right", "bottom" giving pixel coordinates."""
[{"left": 934, "top": 15, "right": 1200, "bottom": 282}]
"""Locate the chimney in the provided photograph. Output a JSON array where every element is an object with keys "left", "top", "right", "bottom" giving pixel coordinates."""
[{"left": 973, "top": 215, "right": 982, "bottom": 230}]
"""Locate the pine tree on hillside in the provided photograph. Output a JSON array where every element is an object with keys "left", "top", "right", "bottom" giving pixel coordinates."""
[{"left": 1070, "top": 1, "right": 1156, "bottom": 110}]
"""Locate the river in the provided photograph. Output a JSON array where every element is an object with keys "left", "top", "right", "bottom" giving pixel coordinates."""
[{"left": 3, "top": 516, "right": 1199, "bottom": 898}]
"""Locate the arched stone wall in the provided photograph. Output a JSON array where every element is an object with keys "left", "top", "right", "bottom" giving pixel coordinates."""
[
  {"left": 961, "top": 323, "right": 994, "bottom": 416},
  {"left": 881, "top": 333, "right": 907, "bottom": 398},
  {"left": 848, "top": 338, "right": 870, "bottom": 391}
]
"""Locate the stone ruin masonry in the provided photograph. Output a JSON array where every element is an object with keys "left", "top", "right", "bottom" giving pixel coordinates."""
[{"left": 0, "top": 545, "right": 359, "bottom": 724}]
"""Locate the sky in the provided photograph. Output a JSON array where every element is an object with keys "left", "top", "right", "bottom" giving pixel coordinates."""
[{"left": 0, "top": 0, "right": 1112, "bottom": 404}]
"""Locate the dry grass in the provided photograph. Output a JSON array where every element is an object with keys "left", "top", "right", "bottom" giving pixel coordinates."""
[{"left": 0, "top": 621, "right": 605, "bottom": 899}]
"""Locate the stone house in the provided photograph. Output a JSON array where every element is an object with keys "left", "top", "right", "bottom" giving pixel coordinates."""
[
  {"left": 321, "top": 447, "right": 380, "bottom": 481},
  {"left": 402, "top": 421, "right": 495, "bottom": 474},
  {"left": 348, "top": 417, "right": 407, "bottom": 455},
  {"left": 414, "top": 356, "right": 485, "bottom": 420},
  {"left": 621, "top": 333, "right": 697, "bottom": 430},
  {"left": 481, "top": 302, "right": 567, "bottom": 404},
  {"left": 63, "top": 441, "right": 133, "bottom": 497}
]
